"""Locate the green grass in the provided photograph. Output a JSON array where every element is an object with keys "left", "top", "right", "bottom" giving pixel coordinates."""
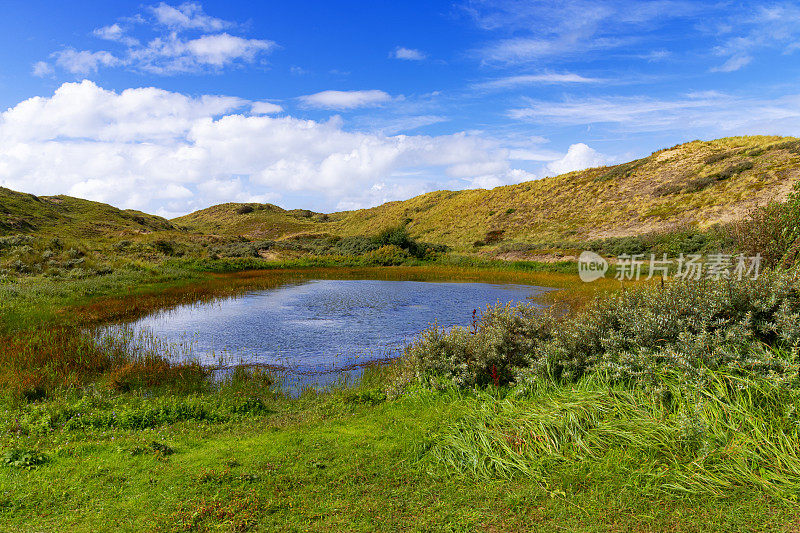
[
  {"left": 2, "top": 373, "right": 798, "bottom": 531},
  {"left": 1, "top": 256, "right": 799, "bottom": 529}
]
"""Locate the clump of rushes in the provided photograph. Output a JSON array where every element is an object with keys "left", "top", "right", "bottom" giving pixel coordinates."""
[
  {"left": 0, "top": 327, "right": 206, "bottom": 400},
  {"left": 428, "top": 370, "right": 800, "bottom": 500}
]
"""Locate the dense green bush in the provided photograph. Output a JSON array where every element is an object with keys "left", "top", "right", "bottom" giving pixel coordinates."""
[
  {"left": 404, "top": 271, "right": 800, "bottom": 389},
  {"left": 373, "top": 225, "right": 421, "bottom": 256},
  {"left": 362, "top": 244, "right": 412, "bottom": 265},
  {"left": 729, "top": 181, "right": 800, "bottom": 268},
  {"left": 209, "top": 240, "right": 274, "bottom": 258},
  {"left": 332, "top": 236, "right": 379, "bottom": 256}
]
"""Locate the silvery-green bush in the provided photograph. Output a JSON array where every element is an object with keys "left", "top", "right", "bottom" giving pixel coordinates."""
[{"left": 404, "top": 270, "right": 800, "bottom": 389}]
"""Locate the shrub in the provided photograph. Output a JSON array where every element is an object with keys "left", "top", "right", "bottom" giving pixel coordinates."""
[
  {"left": 704, "top": 151, "right": 733, "bottom": 165},
  {"left": 362, "top": 244, "right": 412, "bottom": 266},
  {"left": 0, "top": 235, "right": 34, "bottom": 250},
  {"left": 713, "top": 161, "right": 754, "bottom": 180},
  {"left": 684, "top": 175, "right": 718, "bottom": 193},
  {"left": 685, "top": 161, "right": 755, "bottom": 193},
  {"left": 594, "top": 158, "right": 648, "bottom": 182},
  {"left": 333, "top": 236, "right": 379, "bottom": 256},
  {"left": 652, "top": 183, "right": 683, "bottom": 197},
  {"left": 771, "top": 140, "right": 800, "bottom": 154},
  {"left": 403, "top": 271, "right": 800, "bottom": 389},
  {"left": 153, "top": 240, "right": 179, "bottom": 256},
  {"left": 2, "top": 448, "right": 47, "bottom": 469},
  {"left": 587, "top": 227, "right": 721, "bottom": 257},
  {"left": 373, "top": 225, "right": 422, "bottom": 257},
  {"left": 728, "top": 181, "right": 800, "bottom": 268},
  {"left": 112, "top": 240, "right": 132, "bottom": 252},
  {"left": 236, "top": 205, "right": 254, "bottom": 215},
  {"left": 405, "top": 303, "right": 554, "bottom": 388},
  {"left": 728, "top": 203, "right": 789, "bottom": 268},
  {"left": 484, "top": 230, "right": 505, "bottom": 244}
]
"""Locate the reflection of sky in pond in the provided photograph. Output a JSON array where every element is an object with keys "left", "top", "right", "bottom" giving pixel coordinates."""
[{"left": 119, "top": 279, "right": 552, "bottom": 379}]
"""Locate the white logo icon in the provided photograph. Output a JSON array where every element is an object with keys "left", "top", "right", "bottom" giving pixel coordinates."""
[{"left": 578, "top": 251, "right": 608, "bottom": 282}]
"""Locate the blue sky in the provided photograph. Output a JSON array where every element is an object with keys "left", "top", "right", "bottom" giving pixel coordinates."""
[{"left": 1, "top": 1, "right": 799, "bottom": 216}]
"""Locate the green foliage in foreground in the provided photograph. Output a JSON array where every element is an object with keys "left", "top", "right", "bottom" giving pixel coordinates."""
[
  {"left": 432, "top": 371, "right": 800, "bottom": 501},
  {"left": 2, "top": 371, "right": 799, "bottom": 531},
  {"left": 5, "top": 264, "right": 800, "bottom": 529}
]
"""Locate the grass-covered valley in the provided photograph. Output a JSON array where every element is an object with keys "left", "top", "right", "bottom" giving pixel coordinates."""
[{"left": 3, "top": 135, "right": 800, "bottom": 531}]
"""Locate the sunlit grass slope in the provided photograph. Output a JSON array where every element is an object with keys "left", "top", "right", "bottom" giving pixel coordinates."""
[
  {"left": 174, "top": 136, "right": 800, "bottom": 250},
  {"left": 3, "top": 136, "right": 799, "bottom": 252},
  {"left": 328, "top": 136, "right": 800, "bottom": 248},
  {"left": 0, "top": 187, "right": 173, "bottom": 238},
  {"left": 171, "top": 203, "right": 327, "bottom": 240}
]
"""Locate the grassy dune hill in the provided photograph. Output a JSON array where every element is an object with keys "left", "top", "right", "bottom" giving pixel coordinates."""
[
  {"left": 0, "top": 187, "right": 174, "bottom": 239},
  {"left": 2, "top": 135, "right": 799, "bottom": 253},
  {"left": 172, "top": 202, "right": 329, "bottom": 240},
  {"left": 328, "top": 136, "right": 800, "bottom": 249}
]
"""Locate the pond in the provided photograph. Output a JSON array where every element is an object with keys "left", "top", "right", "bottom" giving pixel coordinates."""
[{"left": 110, "top": 279, "right": 552, "bottom": 388}]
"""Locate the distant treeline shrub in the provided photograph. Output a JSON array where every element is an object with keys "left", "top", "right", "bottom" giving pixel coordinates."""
[
  {"left": 371, "top": 225, "right": 448, "bottom": 259},
  {"left": 404, "top": 270, "right": 800, "bottom": 389},
  {"left": 333, "top": 236, "right": 380, "bottom": 255},
  {"left": 209, "top": 240, "right": 275, "bottom": 258},
  {"left": 586, "top": 226, "right": 729, "bottom": 257},
  {"left": 362, "top": 244, "right": 412, "bottom": 265},
  {"left": 200, "top": 227, "right": 447, "bottom": 261}
]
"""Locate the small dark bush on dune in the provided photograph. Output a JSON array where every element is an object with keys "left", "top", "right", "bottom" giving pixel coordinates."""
[{"left": 372, "top": 225, "right": 424, "bottom": 257}]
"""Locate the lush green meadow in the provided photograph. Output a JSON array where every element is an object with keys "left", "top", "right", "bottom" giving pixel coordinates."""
[
  {"left": 2, "top": 259, "right": 800, "bottom": 531},
  {"left": 4, "top": 366, "right": 800, "bottom": 532}
]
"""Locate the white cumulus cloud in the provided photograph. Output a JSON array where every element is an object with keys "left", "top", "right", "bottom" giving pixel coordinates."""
[
  {"left": 150, "top": 2, "right": 232, "bottom": 31},
  {"left": 35, "top": 3, "right": 275, "bottom": 76},
  {"left": 31, "top": 61, "right": 54, "bottom": 77},
  {"left": 251, "top": 101, "right": 283, "bottom": 115},
  {"left": 546, "top": 143, "right": 612, "bottom": 175},
  {"left": 0, "top": 81, "right": 539, "bottom": 215},
  {"left": 53, "top": 49, "right": 122, "bottom": 75}
]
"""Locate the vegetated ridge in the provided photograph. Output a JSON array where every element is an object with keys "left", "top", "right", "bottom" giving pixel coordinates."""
[
  {"left": 3, "top": 135, "right": 799, "bottom": 252},
  {"left": 174, "top": 135, "right": 800, "bottom": 250}
]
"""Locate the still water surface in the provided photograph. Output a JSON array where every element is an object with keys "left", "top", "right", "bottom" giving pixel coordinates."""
[{"left": 122, "top": 279, "right": 550, "bottom": 385}]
